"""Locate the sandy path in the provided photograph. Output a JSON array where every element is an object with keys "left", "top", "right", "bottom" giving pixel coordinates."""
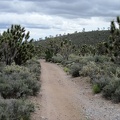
[
  {"left": 32, "top": 60, "right": 120, "bottom": 120},
  {"left": 32, "top": 60, "right": 86, "bottom": 120}
]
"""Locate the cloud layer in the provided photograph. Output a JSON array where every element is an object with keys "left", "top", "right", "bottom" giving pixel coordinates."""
[{"left": 0, "top": 0, "right": 119, "bottom": 39}]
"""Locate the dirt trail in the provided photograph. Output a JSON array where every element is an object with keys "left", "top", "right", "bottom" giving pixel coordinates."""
[{"left": 32, "top": 60, "right": 120, "bottom": 120}]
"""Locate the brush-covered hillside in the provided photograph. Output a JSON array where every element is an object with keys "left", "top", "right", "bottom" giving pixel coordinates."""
[
  {"left": 35, "top": 30, "right": 110, "bottom": 47},
  {"left": 63, "top": 30, "right": 110, "bottom": 45}
]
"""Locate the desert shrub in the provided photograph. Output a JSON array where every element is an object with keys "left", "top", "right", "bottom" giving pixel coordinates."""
[
  {"left": 69, "top": 54, "right": 80, "bottom": 62},
  {"left": 0, "top": 62, "right": 6, "bottom": 72},
  {"left": 102, "top": 77, "right": 120, "bottom": 101},
  {"left": 65, "top": 63, "right": 72, "bottom": 68},
  {"left": 51, "top": 54, "right": 63, "bottom": 63},
  {"left": 45, "top": 49, "right": 53, "bottom": 62},
  {"left": 80, "top": 61, "right": 102, "bottom": 77},
  {"left": 3, "top": 64, "right": 29, "bottom": 73},
  {"left": 78, "top": 55, "right": 95, "bottom": 65},
  {"left": 78, "top": 55, "right": 110, "bottom": 66},
  {"left": 103, "top": 84, "right": 116, "bottom": 100},
  {"left": 61, "top": 60, "right": 73, "bottom": 66},
  {"left": 112, "top": 86, "right": 120, "bottom": 103},
  {"left": 94, "top": 76, "right": 109, "bottom": 88},
  {"left": 94, "top": 55, "right": 110, "bottom": 63},
  {"left": 0, "top": 65, "right": 40, "bottom": 99},
  {"left": 92, "top": 84, "right": 101, "bottom": 94},
  {"left": 113, "top": 67, "right": 120, "bottom": 78},
  {"left": 91, "top": 75, "right": 110, "bottom": 93},
  {"left": 100, "top": 62, "right": 118, "bottom": 77},
  {"left": 0, "top": 99, "right": 34, "bottom": 120},
  {"left": 63, "top": 67, "right": 70, "bottom": 73},
  {"left": 70, "top": 63, "right": 82, "bottom": 77},
  {"left": 24, "top": 58, "right": 41, "bottom": 80},
  {"left": 25, "top": 58, "right": 40, "bottom": 69}
]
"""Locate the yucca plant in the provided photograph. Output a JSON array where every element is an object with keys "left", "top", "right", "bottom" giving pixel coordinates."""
[
  {"left": 105, "top": 16, "right": 120, "bottom": 64},
  {"left": 0, "top": 25, "right": 35, "bottom": 65}
]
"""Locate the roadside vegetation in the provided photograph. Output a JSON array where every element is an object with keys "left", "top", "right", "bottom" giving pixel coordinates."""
[
  {"left": 0, "top": 25, "right": 41, "bottom": 120},
  {"left": 36, "top": 16, "right": 120, "bottom": 103},
  {"left": 0, "top": 16, "right": 119, "bottom": 119}
]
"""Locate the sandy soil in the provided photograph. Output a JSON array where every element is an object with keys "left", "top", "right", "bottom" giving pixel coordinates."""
[{"left": 31, "top": 60, "right": 120, "bottom": 120}]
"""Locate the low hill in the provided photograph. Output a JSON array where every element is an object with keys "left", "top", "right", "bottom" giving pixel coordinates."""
[{"left": 34, "top": 30, "right": 110, "bottom": 47}]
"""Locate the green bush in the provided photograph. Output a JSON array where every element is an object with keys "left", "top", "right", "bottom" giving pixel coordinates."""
[
  {"left": 4, "top": 64, "right": 30, "bottom": 74},
  {"left": 112, "top": 86, "right": 120, "bottom": 103},
  {"left": 102, "top": 78, "right": 120, "bottom": 102},
  {"left": 78, "top": 55, "right": 95, "bottom": 65},
  {"left": 0, "top": 99, "right": 34, "bottom": 120},
  {"left": 0, "top": 57, "right": 41, "bottom": 119},
  {"left": 0, "top": 62, "right": 6, "bottom": 72},
  {"left": 91, "top": 76, "right": 110, "bottom": 90},
  {"left": 92, "top": 84, "right": 101, "bottom": 94},
  {"left": 61, "top": 60, "right": 73, "bottom": 66},
  {"left": 80, "top": 61, "right": 102, "bottom": 77},
  {"left": 45, "top": 49, "right": 53, "bottom": 62},
  {"left": 24, "top": 59, "right": 41, "bottom": 80},
  {"left": 114, "top": 67, "right": 120, "bottom": 78},
  {"left": 69, "top": 54, "right": 80, "bottom": 62},
  {"left": 77, "top": 55, "right": 110, "bottom": 66},
  {"left": 94, "top": 55, "right": 110, "bottom": 63},
  {"left": 103, "top": 83, "right": 116, "bottom": 100},
  {"left": 70, "top": 63, "right": 82, "bottom": 77},
  {"left": 0, "top": 65, "right": 40, "bottom": 99},
  {"left": 51, "top": 54, "right": 63, "bottom": 63},
  {"left": 63, "top": 67, "right": 70, "bottom": 73},
  {"left": 100, "top": 62, "right": 118, "bottom": 77}
]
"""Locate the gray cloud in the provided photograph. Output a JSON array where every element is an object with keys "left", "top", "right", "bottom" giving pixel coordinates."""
[
  {"left": 25, "top": 24, "right": 51, "bottom": 29},
  {"left": 0, "top": 0, "right": 119, "bottom": 38},
  {"left": 0, "top": 0, "right": 119, "bottom": 18}
]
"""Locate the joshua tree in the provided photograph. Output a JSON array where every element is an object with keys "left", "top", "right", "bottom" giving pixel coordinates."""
[
  {"left": 14, "top": 39, "right": 35, "bottom": 65},
  {"left": 60, "top": 39, "right": 74, "bottom": 60},
  {"left": 44, "top": 38, "right": 60, "bottom": 61},
  {"left": 105, "top": 16, "right": 120, "bottom": 63},
  {"left": 96, "top": 42, "right": 107, "bottom": 55},
  {"left": 0, "top": 25, "right": 35, "bottom": 65}
]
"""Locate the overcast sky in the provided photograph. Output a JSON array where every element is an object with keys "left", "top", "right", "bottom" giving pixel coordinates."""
[{"left": 0, "top": 0, "right": 120, "bottom": 39}]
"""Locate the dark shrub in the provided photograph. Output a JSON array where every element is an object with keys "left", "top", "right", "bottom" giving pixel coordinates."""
[
  {"left": 24, "top": 59, "right": 41, "bottom": 80},
  {"left": 91, "top": 76, "right": 110, "bottom": 91},
  {"left": 0, "top": 65, "right": 40, "bottom": 99},
  {"left": 0, "top": 99, "right": 34, "bottom": 120},
  {"left": 102, "top": 78, "right": 120, "bottom": 100},
  {"left": 70, "top": 63, "right": 82, "bottom": 77},
  {"left": 51, "top": 54, "right": 63, "bottom": 63},
  {"left": 112, "top": 86, "right": 120, "bottom": 103},
  {"left": 45, "top": 49, "right": 53, "bottom": 62},
  {"left": 94, "top": 55, "right": 110, "bottom": 63},
  {"left": 61, "top": 60, "right": 73, "bottom": 66},
  {"left": 92, "top": 84, "right": 101, "bottom": 94},
  {"left": 80, "top": 61, "right": 101, "bottom": 77}
]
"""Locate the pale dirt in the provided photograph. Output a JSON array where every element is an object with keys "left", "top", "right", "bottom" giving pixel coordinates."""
[{"left": 31, "top": 60, "right": 120, "bottom": 120}]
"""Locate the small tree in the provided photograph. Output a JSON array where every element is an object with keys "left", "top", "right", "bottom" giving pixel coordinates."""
[
  {"left": 45, "top": 48, "right": 53, "bottom": 61},
  {"left": 35, "top": 44, "right": 44, "bottom": 58},
  {"left": 14, "top": 39, "right": 35, "bottom": 65},
  {"left": 105, "top": 16, "right": 120, "bottom": 64},
  {"left": 0, "top": 25, "right": 35, "bottom": 65},
  {"left": 96, "top": 42, "right": 107, "bottom": 55},
  {"left": 44, "top": 38, "right": 61, "bottom": 61},
  {"left": 60, "top": 39, "right": 74, "bottom": 60}
]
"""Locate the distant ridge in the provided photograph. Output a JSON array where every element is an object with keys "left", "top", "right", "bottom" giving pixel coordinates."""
[{"left": 35, "top": 30, "right": 110, "bottom": 46}]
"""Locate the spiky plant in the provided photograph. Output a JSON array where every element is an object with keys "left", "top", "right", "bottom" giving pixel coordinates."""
[
  {"left": 0, "top": 25, "right": 35, "bottom": 65},
  {"left": 60, "top": 39, "right": 74, "bottom": 60},
  {"left": 105, "top": 16, "right": 120, "bottom": 64}
]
